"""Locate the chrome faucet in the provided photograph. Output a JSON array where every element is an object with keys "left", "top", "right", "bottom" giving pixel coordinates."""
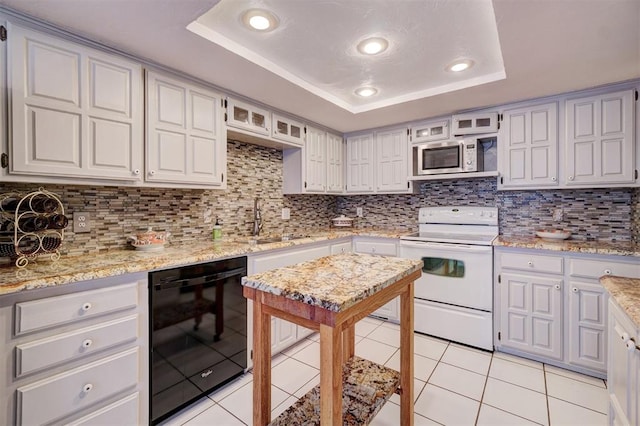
[{"left": 253, "top": 198, "right": 263, "bottom": 236}]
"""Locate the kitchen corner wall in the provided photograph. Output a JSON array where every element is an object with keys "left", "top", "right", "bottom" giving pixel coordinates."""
[
  {"left": 0, "top": 141, "right": 336, "bottom": 256},
  {"left": 336, "top": 179, "right": 639, "bottom": 243}
]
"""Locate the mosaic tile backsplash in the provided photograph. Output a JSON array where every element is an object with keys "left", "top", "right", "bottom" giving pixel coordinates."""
[{"left": 1, "top": 141, "right": 638, "bottom": 257}]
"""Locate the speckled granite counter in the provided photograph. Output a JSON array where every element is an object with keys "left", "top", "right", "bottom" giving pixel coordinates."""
[
  {"left": 242, "top": 252, "right": 423, "bottom": 312},
  {"left": 601, "top": 276, "right": 640, "bottom": 328},
  {"left": 0, "top": 229, "right": 410, "bottom": 296},
  {"left": 495, "top": 236, "right": 640, "bottom": 257}
]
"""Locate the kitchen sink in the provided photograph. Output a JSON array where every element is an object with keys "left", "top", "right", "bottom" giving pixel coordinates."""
[{"left": 251, "top": 235, "right": 311, "bottom": 244}]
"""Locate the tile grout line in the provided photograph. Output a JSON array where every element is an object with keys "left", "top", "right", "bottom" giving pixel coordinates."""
[
  {"left": 474, "top": 353, "right": 494, "bottom": 424},
  {"left": 543, "top": 364, "right": 551, "bottom": 426}
]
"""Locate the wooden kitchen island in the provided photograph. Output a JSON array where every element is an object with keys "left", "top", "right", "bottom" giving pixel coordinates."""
[{"left": 242, "top": 252, "right": 423, "bottom": 425}]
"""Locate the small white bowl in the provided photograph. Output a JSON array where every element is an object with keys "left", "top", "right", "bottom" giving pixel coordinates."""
[{"left": 536, "top": 229, "right": 571, "bottom": 240}]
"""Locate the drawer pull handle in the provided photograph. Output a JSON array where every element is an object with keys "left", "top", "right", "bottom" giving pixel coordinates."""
[
  {"left": 572, "top": 287, "right": 578, "bottom": 293},
  {"left": 201, "top": 369, "right": 213, "bottom": 378},
  {"left": 554, "top": 284, "right": 561, "bottom": 290},
  {"left": 527, "top": 261, "right": 533, "bottom": 267},
  {"left": 82, "top": 339, "right": 93, "bottom": 348},
  {"left": 604, "top": 269, "right": 612, "bottom": 275},
  {"left": 81, "top": 302, "right": 92, "bottom": 312},
  {"left": 82, "top": 383, "right": 93, "bottom": 393}
]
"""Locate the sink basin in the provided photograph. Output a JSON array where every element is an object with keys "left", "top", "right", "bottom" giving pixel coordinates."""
[{"left": 250, "top": 235, "right": 311, "bottom": 244}]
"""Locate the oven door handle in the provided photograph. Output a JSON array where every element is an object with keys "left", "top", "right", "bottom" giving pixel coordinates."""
[{"left": 400, "top": 240, "right": 492, "bottom": 252}]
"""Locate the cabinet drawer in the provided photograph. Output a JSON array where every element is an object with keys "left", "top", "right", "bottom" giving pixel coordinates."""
[
  {"left": 17, "top": 347, "right": 138, "bottom": 425},
  {"left": 15, "top": 282, "right": 138, "bottom": 334},
  {"left": 64, "top": 392, "right": 139, "bottom": 426},
  {"left": 354, "top": 241, "right": 397, "bottom": 256},
  {"left": 569, "top": 258, "right": 640, "bottom": 280},
  {"left": 500, "top": 252, "right": 563, "bottom": 274},
  {"left": 16, "top": 315, "right": 138, "bottom": 376}
]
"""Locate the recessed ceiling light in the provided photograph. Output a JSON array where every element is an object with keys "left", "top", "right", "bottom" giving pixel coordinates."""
[
  {"left": 242, "top": 9, "right": 279, "bottom": 32},
  {"left": 357, "top": 37, "right": 389, "bottom": 55},
  {"left": 355, "top": 87, "right": 378, "bottom": 97},
  {"left": 447, "top": 59, "right": 474, "bottom": 72}
]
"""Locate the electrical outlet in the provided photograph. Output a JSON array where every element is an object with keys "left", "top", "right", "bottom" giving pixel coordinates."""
[
  {"left": 356, "top": 207, "right": 363, "bottom": 217},
  {"left": 281, "top": 208, "right": 290, "bottom": 220},
  {"left": 73, "top": 212, "right": 91, "bottom": 233},
  {"left": 552, "top": 208, "right": 563, "bottom": 221}
]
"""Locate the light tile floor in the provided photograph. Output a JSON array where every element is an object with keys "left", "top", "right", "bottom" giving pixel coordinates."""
[{"left": 160, "top": 317, "right": 609, "bottom": 426}]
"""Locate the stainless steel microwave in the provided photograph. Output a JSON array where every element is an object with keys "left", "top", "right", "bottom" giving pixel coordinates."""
[{"left": 413, "top": 139, "right": 484, "bottom": 176}]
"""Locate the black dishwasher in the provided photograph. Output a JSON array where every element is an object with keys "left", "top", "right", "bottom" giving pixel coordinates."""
[{"left": 149, "top": 256, "right": 247, "bottom": 424}]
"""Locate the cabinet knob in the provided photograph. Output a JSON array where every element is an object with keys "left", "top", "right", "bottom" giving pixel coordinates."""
[
  {"left": 149, "top": 170, "right": 156, "bottom": 176},
  {"left": 133, "top": 169, "right": 140, "bottom": 175},
  {"left": 527, "top": 261, "right": 533, "bottom": 267},
  {"left": 81, "top": 302, "right": 92, "bottom": 312},
  {"left": 371, "top": 248, "right": 376, "bottom": 253},
  {"left": 604, "top": 269, "right": 612, "bottom": 275},
  {"left": 572, "top": 287, "right": 578, "bottom": 293},
  {"left": 621, "top": 332, "right": 630, "bottom": 342},
  {"left": 568, "top": 175, "right": 574, "bottom": 181},
  {"left": 626, "top": 340, "right": 637, "bottom": 351},
  {"left": 551, "top": 177, "right": 556, "bottom": 182},
  {"left": 82, "top": 383, "right": 94, "bottom": 393},
  {"left": 82, "top": 339, "right": 93, "bottom": 348},
  {"left": 554, "top": 284, "right": 561, "bottom": 290}
]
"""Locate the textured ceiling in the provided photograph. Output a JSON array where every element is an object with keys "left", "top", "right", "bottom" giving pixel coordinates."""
[
  {"left": 188, "top": 0, "right": 505, "bottom": 113},
  {"left": 0, "top": 0, "right": 638, "bottom": 133}
]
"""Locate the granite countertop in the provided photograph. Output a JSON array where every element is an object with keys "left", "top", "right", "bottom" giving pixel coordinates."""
[
  {"left": 0, "top": 228, "right": 410, "bottom": 296},
  {"left": 495, "top": 236, "right": 640, "bottom": 257},
  {"left": 601, "top": 275, "right": 640, "bottom": 328},
  {"left": 242, "top": 252, "right": 422, "bottom": 312}
]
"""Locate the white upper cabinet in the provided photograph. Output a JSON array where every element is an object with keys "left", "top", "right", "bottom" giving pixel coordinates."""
[
  {"left": 272, "top": 113, "right": 305, "bottom": 147},
  {"left": 565, "top": 89, "right": 635, "bottom": 186},
  {"left": 452, "top": 112, "right": 499, "bottom": 135},
  {"left": 8, "top": 23, "right": 143, "bottom": 181},
  {"left": 146, "top": 70, "right": 225, "bottom": 186},
  {"left": 346, "top": 133, "right": 375, "bottom": 193},
  {"left": 376, "top": 127, "right": 410, "bottom": 192},
  {"left": 326, "top": 132, "right": 344, "bottom": 193},
  {"left": 303, "top": 126, "right": 326, "bottom": 192},
  {"left": 226, "top": 98, "right": 270, "bottom": 136},
  {"left": 499, "top": 102, "right": 559, "bottom": 189},
  {"left": 410, "top": 119, "right": 450, "bottom": 143}
]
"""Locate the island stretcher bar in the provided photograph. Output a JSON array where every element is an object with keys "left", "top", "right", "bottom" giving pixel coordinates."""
[{"left": 242, "top": 253, "right": 423, "bottom": 425}]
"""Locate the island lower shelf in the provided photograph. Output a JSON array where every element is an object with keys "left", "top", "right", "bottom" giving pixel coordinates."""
[{"left": 270, "top": 356, "right": 400, "bottom": 426}]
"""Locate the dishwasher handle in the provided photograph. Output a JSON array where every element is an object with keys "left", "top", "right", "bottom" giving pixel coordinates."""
[{"left": 154, "top": 266, "right": 246, "bottom": 291}]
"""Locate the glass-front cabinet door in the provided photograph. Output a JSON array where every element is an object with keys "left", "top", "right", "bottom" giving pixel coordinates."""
[
  {"left": 452, "top": 112, "right": 498, "bottom": 136},
  {"left": 272, "top": 113, "right": 305, "bottom": 146},
  {"left": 411, "top": 119, "right": 450, "bottom": 143},
  {"left": 226, "top": 98, "right": 270, "bottom": 136}
]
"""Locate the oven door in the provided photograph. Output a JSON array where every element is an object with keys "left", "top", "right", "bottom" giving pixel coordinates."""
[
  {"left": 414, "top": 141, "right": 464, "bottom": 175},
  {"left": 399, "top": 240, "right": 493, "bottom": 311}
]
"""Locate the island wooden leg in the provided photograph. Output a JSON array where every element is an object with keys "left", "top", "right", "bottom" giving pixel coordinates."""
[
  {"left": 400, "top": 282, "right": 415, "bottom": 426},
  {"left": 320, "top": 323, "right": 342, "bottom": 425},
  {"left": 253, "top": 299, "right": 271, "bottom": 426},
  {"left": 342, "top": 323, "right": 355, "bottom": 363}
]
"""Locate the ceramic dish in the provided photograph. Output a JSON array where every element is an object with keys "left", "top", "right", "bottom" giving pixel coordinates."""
[
  {"left": 131, "top": 242, "right": 165, "bottom": 252},
  {"left": 535, "top": 229, "right": 571, "bottom": 240}
]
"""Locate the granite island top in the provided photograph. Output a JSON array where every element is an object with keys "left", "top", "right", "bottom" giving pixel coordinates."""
[
  {"left": 601, "top": 276, "right": 640, "bottom": 328},
  {"left": 242, "top": 252, "right": 423, "bottom": 312},
  {"left": 495, "top": 236, "right": 640, "bottom": 257},
  {"left": 0, "top": 228, "right": 409, "bottom": 296}
]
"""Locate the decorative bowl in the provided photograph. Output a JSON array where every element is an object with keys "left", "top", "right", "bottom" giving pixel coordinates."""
[
  {"left": 332, "top": 215, "right": 354, "bottom": 227},
  {"left": 535, "top": 229, "right": 571, "bottom": 240},
  {"left": 128, "top": 227, "right": 170, "bottom": 250}
]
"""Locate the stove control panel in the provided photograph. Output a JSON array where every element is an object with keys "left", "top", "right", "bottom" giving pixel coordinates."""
[{"left": 418, "top": 206, "right": 498, "bottom": 226}]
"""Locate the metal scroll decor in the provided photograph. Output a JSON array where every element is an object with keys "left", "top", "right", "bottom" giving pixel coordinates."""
[{"left": 0, "top": 188, "right": 68, "bottom": 268}]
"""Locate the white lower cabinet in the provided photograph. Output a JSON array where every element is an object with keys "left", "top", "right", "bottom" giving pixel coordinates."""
[
  {"left": 496, "top": 247, "right": 640, "bottom": 377},
  {"left": 247, "top": 242, "right": 337, "bottom": 361},
  {"left": 353, "top": 237, "right": 399, "bottom": 322},
  {"left": 608, "top": 299, "right": 640, "bottom": 426},
  {"left": 0, "top": 274, "right": 148, "bottom": 426}
]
